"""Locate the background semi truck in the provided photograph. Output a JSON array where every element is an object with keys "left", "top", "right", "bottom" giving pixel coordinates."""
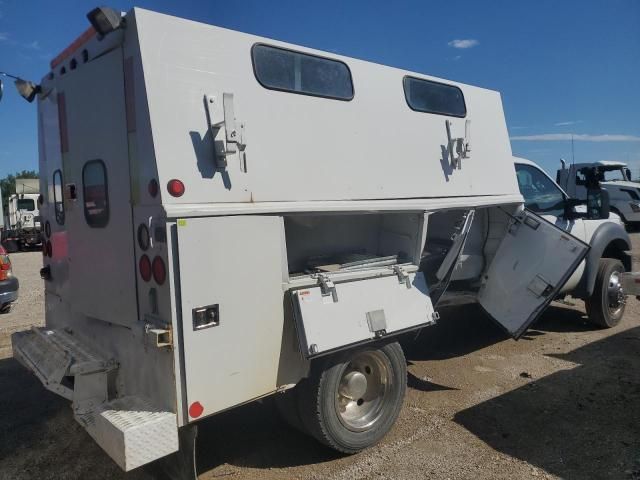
[
  {"left": 557, "top": 160, "right": 640, "bottom": 227},
  {"left": 1, "top": 178, "right": 42, "bottom": 252}
]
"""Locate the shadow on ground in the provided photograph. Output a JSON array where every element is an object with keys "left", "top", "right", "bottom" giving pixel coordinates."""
[{"left": 454, "top": 325, "right": 640, "bottom": 479}]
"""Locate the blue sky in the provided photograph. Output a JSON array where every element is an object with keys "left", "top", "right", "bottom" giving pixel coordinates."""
[{"left": 0, "top": 0, "right": 638, "bottom": 179}]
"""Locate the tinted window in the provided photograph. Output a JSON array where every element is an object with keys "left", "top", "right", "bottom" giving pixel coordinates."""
[
  {"left": 17, "top": 199, "right": 35, "bottom": 211},
  {"left": 403, "top": 76, "right": 466, "bottom": 117},
  {"left": 53, "top": 169, "right": 65, "bottom": 225},
  {"left": 252, "top": 44, "right": 354, "bottom": 100},
  {"left": 82, "top": 160, "right": 109, "bottom": 228},
  {"left": 515, "top": 164, "right": 565, "bottom": 216}
]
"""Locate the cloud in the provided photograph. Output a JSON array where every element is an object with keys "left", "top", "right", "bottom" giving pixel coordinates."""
[
  {"left": 554, "top": 120, "right": 583, "bottom": 126},
  {"left": 448, "top": 39, "right": 479, "bottom": 49},
  {"left": 26, "top": 40, "right": 40, "bottom": 50},
  {"left": 0, "top": 32, "right": 8, "bottom": 41},
  {"left": 511, "top": 134, "right": 640, "bottom": 142}
]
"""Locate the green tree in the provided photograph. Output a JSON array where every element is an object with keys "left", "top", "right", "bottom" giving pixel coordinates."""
[{"left": 1, "top": 170, "right": 38, "bottom": 211}]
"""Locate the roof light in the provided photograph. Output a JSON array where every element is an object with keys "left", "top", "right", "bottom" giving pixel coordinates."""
[
  {"left": 86, "top": 7, "right": 125, "bottom": 39},
  {"left": 152, "top": 256, "right": 166, "bottom": 285},
  {"left": 139, "top": 255, "right": 152, "bottom": 282},
  {"left": 167, "top": 179, "right": 185, "bottom": 197}
]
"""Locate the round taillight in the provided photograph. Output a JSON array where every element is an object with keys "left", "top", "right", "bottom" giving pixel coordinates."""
[
  {"left": 167, "top": 179, "right": 185, "bottom": 197},
  {"left": 137, "top": 224, "right": 150, "bottom": 251},
  {"left": 139, "top": 255, "right": 152, "bottom": 282},
  {"left": 46, "top": 240, "right": 52, "bottom": 257},
  {"left": 44, "top": 221, "right": 51, "bottom": 238},
  {"left": 148, "top": 179, "right": 159, "bottom": 198},
  {"left": 152, "top": 256, "right": 166, "bottom": 285}
]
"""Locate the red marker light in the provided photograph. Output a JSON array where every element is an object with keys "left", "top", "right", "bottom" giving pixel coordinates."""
[
  {"left": 189, "top": 401, "right": 204, "bottom": 418},
  {"left": 152, "top": 256, "right": 166, "bottom": 285},
  {"left": 139, "top": 255, "right": 152, "bottom": 282},
  {"left": 167, "top": 179, "right": 185, "bottom": 197}
]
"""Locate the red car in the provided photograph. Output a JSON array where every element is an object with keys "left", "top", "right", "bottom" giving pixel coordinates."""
[{"left": 0, "top": 245, "right": 18, "bottom": 313}]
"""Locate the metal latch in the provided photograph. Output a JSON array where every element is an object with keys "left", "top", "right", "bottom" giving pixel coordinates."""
[
  {"left": 445, "top": 119, "right": 471, "bottom": 169},
  {"left": 204, "top": 93, "right": 247, "bottom": 171},
  {"left": 317, "top": 274, "right": 338, "bottom": 302},
  {"left": 392, "top": 265, "right": 411, "bottom": 289}
]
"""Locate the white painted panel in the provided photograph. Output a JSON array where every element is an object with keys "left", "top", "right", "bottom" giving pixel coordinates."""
[
  {"left": 478, "top": 210, "right": 589, "bottom": 338},
  {"left": 294, "top": 272, "right": 435, "bottom": 356},
  {"left": 177, "top": 216, "right": 285, "bottom": 418}
]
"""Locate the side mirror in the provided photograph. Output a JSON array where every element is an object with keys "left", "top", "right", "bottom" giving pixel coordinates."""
[
  {"left": 564, "top": 197, "right": 585, "bottom": 219},
  {"left": 0, "top": 78, "right": 3, "bottom": 102},
  {"left": 586, "top": 188, "right": 610, "bottom": 220}
]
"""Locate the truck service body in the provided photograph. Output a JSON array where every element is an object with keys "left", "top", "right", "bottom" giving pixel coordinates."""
[{"left": 11, "top": 7, "right": 636, "bottom": 478}]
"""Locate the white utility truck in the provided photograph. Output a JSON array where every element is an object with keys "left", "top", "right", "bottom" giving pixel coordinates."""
[
  {"left": 7, "top": 6, "right": 637, "bottom": 479},
  {"left": 2, "top": 178, "right": 42, "bottom": 252},
  {"left": 557, "top": 160, "right": 640, "bottom": 227}
]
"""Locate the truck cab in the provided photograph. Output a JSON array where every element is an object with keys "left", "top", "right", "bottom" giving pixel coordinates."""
[
  {"left": 2, "top": 193, "right": 42, "bottom": 252},
  {"left": 516, "top": 157, "right": 632, "bottom": 327}
]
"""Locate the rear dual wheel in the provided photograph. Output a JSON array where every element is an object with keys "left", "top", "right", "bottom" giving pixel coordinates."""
[{"left": 277, "top": 341, "right": 407, "bottom": 453}]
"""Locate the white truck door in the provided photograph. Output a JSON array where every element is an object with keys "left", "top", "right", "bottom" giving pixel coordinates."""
[
  {"left": 176, "top": 216, "right": 286, "bottom": 419},
  {"left": 477, "top": 209, "right": 589, "bottom": 339}
]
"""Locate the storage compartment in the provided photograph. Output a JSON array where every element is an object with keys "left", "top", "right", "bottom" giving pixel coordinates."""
[{"left": 284, "top": 212, "right": 425, "bottom": 277}]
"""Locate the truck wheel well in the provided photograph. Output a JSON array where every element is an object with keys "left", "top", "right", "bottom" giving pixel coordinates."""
[
  {"left": 602, "top": 240, "right": 632, "bottom": 271},
  {"left": 609, "top": 206, "right": 626, "bottom": 222}
]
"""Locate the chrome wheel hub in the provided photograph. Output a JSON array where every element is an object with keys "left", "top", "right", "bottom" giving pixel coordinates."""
[
  {"left": 336, "top": 350, "right": 392, "bottom": 432},
  {"left": 607, "top": 271, "right": 625, "bottom": 315}
]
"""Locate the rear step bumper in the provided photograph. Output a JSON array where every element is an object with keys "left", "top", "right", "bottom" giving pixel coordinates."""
[{"left": 12, "top": 327, "right": 179, "bottom": 471}]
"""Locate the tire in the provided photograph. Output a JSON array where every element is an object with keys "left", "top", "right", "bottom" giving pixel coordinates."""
[
  {"left": 297, "top": 341, "right": 407, "bottom": 454},
  {"left": 585, "top": 258, "right": 626, "bottom": 328}
]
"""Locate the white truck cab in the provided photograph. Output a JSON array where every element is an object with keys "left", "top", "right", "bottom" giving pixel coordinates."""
[
  {"left": 2, "top": 192, "right": 42, "bottom": 252},
  {"left": 5, "top": 6, "right": 637, "bottom": 479},
  {"left": 557, "top": 160, "right": 640, "bottom": 226},
  {"left": 515, "top": 157, "right": 632, "bottom": 326}
]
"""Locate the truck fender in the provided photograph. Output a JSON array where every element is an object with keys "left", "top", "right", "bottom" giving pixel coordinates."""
[{"left": 574, "top": 222, "right": 631, "bottom": 298}]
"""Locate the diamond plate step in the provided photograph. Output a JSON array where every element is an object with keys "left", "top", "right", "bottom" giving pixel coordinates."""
[{"left": 76, "top": 396, "right": 179, "bottom": 471}]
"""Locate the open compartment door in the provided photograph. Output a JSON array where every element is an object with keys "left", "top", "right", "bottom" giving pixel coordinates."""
[
  {"left": 293, "top": 271, "right": 435, "bottom": 358},
  {"left": 478, "top": 209, "right": 589, "bottom": 339},
  {"left": 429, "top": 209, "right": 475, "bottom": 306}
]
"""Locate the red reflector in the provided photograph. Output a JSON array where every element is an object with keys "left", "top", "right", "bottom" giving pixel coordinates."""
[
  {"left": 189, "top": 401, "right": 204, "bottom": 418},
  {"left": 148, "top": 179, "right": 159, "bottom": 198},
  {"left": 152, "top": 256, "right": 166, "bottom": 285},
  {"left": 167, "top": 179, "right": 185, "bottom": 197},
  {"left": 139, "top": 255, "right": 152, "bottom": 282},
  {"left": 46, "top": 241, "right": 53, "bottom": 258}
]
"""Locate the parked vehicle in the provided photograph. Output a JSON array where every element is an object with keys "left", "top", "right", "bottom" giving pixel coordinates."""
[
  {"left": 556, "top": 160, "right": 640, "bottom": 227},
  {"left": 2, "top": 181, "right": 42, "bottom": 252},
  {"left": 7, "top": 6, "right": 640, "bottom": 479},
  {"left": 515, "top": 158, "right": 631, "bottom": 327},
  {"left": 0, "top": 245, "right": 18, "bottom": 313}
]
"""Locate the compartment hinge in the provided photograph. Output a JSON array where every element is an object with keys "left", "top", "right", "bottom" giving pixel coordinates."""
[
  {"left": 392, "top": 265, "right": 412, "bottom": 289},
  {"left": 317, "top": 274, "right": 338, "bottom": 302}
]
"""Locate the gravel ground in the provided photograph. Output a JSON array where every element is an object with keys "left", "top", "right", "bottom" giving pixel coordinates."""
[{"left": 1, "top": 239, "right": 640, "bottom": 480}]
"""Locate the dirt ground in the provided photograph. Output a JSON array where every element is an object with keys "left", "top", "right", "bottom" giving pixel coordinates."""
[{"left": 1, "top": 240, "right": 639, "bottom": 480}]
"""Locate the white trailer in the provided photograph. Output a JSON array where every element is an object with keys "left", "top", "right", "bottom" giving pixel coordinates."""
[{"left": 9, "top": 6, "right": 624, "bottom": 478}]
